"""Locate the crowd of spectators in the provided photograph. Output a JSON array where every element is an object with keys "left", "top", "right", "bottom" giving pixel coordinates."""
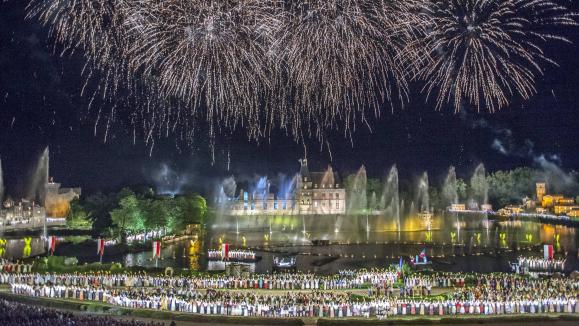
[{"left": 0, "top": 299, "right": 168, "bottom": 326}]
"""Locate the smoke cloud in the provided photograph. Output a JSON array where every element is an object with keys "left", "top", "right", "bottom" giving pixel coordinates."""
[
  {"left": 149, "top": 163, "right": 191, "bottom": 196},
  {"left": 471, "top": 118, "right": 578, "bottom": 193}
]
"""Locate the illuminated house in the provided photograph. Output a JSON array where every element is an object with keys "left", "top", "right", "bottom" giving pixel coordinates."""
[
  {"left": 535, "top": 182, "right": 578, "bottom": 216},
  {"left": 498, "top": 205, "right": 524, "bottom": 216},
  {"left": 297, "top": 159, "right": 346, "bottom": 215},
  {"left": 228, "top": 159, "right": 346, "bottom": 216},
  {"left": 44, "top": 178, "right": 81, "bottom": 218},
  {"left": 541, "top": 195, "right": 575, "bottom": 208},
  {"left": 0, "top": 199, "right": 45, "bottom": 224},
  {"left": 450, "top": 204, "right": 466, "bottom": 211},
  {"left": 536, "top": 182, "right": 546, "bottom": 203},
  {"left": 554, "top": 204, "right": 579, "bottom": 216}
]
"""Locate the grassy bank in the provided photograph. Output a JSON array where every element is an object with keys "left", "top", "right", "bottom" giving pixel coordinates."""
[
  {"left": 317, "top": 314, "right": 579, "bottom": 325},
  {"left": 30, "top": 256, "right": 224, "bottom": 277}
]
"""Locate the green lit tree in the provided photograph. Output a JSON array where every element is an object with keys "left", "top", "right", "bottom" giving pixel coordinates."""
[
  {"left": 177, "top": 194, "right": 207, "bottom": 226},
  {"left": 165, "top": 202, "right": 183, "bottom": 234},
  {"left": 66, "top": 198, "right": 93, "bottom": 230},
  {"left": 141, "top": 198, "right": 167, "bottom": 232},
  {"left": 110, "top": 191, "right": 145, "bottom": 242}
]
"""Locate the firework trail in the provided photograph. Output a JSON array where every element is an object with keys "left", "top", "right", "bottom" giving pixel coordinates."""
[
  {"left": 411, "top": 0, "right": 577, "bottom": 113},
  {"left": 274, "top": 0, "right": 420, "bottom": 139},
  {"left": 24, "top": 0, "right": 577, "bottom": 153},
  {"left": 122, "top": 0, "right": 281, "bottom": 140}
]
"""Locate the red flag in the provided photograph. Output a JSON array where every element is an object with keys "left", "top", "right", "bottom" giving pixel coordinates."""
[
  {"left": 153, "top": 241, "right": 161, "bottom": 258},
  {"left": 222, "top": 243, "right": 229, "bottom": 260},
  {"left": 544, "top": 244, "right": 553, "bottom": 260},
  {"left": 97, "top": 239, "right": 105, "bottom": 256},
  {"left": 48, "top": 236, "right": 56, "bottom": 254}
]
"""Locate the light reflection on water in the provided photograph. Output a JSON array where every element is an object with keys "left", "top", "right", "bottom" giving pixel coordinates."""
[
  {"left": 0, "top": 213, "right": 576, "bottom": 274},
  {"left": 117, "top": 215, "right": 577, "bottom": 274}
]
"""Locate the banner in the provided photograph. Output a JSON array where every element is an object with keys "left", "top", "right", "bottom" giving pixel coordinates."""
[
  {"left": 222, "top": 243, "right": 229, "bottom": 260},
  {"left": 153, "top": 241, "right": 161, "bottom": 258},
  {"left": 544, "top": 244, "right": 553, "bottom": 260},
  {"left": 48, "top": 236, "right": 56, "bottom": 255},
  {"left": 97, "top": 238, "right": 105, "bottom": 256}
]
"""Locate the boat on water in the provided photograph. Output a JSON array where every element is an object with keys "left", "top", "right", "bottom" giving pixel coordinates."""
[
  {"left": 410, "top": 249, "right": 433, "bottom": 271},
  {"left": 273, "top": 256, "right": 297, "bottom": 270}
]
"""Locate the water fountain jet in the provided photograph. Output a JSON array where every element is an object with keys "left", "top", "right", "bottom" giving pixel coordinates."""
[
  {"left": 443, "top": 166, "right": 459, "bottom": 206},
  {"left": 27, "top": 147, "right": 49, "bottom": 203},
  {"left": 417, "top": 172, "right": 430, "bottom": 213},
  {"left": 470, "top": 163, "right": 489, "bottom": 209},
  {"left": 0, "top": 157, "right": 4, "bottom": 204},
  {"left": 346, "top": 166, "right": 367, "bottom": 215},
  {"left": 382, "top": 165, "right": 400, "bottom": 232}
]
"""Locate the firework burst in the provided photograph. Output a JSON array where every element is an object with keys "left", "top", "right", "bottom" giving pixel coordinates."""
[
  {"left": 23, "top": 0, "right": 578, "bottom": 154},
  {"left": 122, "top": 0, "right": 282, "bottom": 141},
  {"left": 412, "top": 0, "right": 577, "bottom": 113},
  {"left": 275, "top": 0, "right": 418, "bottom": 139}
]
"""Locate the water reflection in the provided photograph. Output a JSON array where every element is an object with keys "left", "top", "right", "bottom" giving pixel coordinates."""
[
  {"left": 0, "top": 213, "right": 575, "bottom": 274},
  {"left": 207, "top": 213, "right": 577, "bottom": 251},
  {"left": 1, "top": 237, "right": 45, "bottom": 260}
]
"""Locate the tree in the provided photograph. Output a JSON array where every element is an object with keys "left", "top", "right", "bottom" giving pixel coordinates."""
[
  {"left": 456, "top": 178, "right": 468, "bottom": 202},
  {"left": 576, "top": 196, "right": 579, "bottom": 205},
  {"left": 487, "top": 168, "right": 541, "bottom": 207},
  {"left": 141, "top": 198, "right": 167, "bottom": 232},
  {"left": 66, "top": 199, "right": 93, "bottom": 229},
  {"left": 110, "top": 192, "right": 145, "bottom": 241},
  {"left": 83, "top": 192, "right": 116, "bottom": 235},
  {"left": 165, "top": 199, "right": 183, "bottom": 234},
  {"left": 177, "top": 194, "right": 207, "bottom": 226},
  {"left": 428, "top": 187, "right": 442, "bottom": 211}
]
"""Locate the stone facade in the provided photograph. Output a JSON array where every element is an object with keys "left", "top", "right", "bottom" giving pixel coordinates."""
[{"left": 229, "top": 159, "right": 346, "bottom": 216}]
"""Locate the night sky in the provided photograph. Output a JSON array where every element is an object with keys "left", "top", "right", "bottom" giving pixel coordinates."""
[{"left": 1, "top": 1, "right": 579, "bottom": 197}]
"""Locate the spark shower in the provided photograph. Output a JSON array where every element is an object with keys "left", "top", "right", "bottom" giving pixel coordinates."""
[{"left": 26, "top": 0, "right": 577, "bottom": 150}]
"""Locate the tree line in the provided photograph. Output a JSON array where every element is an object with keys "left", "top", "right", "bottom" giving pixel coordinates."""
[
  {"left": 344, "top": 167, "right": 578, "bottom": 212},
  {"left": 67, "top": 187, "right": 207, "bottom": 241}
]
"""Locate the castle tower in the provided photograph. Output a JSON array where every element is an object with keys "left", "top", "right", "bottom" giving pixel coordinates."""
[
  {"left": 298, "top": 158, "right": 312, "bottom": 214},
  {"left": 536, "top": 182, "right": 546, "bottom": 203}
]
